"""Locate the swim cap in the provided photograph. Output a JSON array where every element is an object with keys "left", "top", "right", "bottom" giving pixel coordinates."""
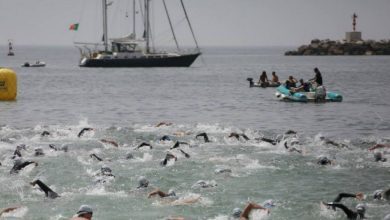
[
  {"left": 355, "top": 204, "right": 366, "bottom": 214},
  {"left": 373, "top": 190, "right": 383, "bottom": 200},
  {"left": 101, "top": 165, "right": 112, "bottom": 174},
  {"left": 138, "top": 176, "right": 149, "bottom": 188},
  {"left": 263, "top": 199, "right": 275, "bottom": 208},
  {"left": 167, "top": 189, "right": 176, "bottom": 197},
  {"left": 383, "top": 213, "right": 390, "bottom": 220},
  {"left": 232, "top": 208, "right": 242, "bottom": 218},
  {"left": 77, "top": 204, "right": 93, "bottom": 216}
]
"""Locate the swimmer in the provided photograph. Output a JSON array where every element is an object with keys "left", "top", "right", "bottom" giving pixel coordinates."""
[
  {"left": 125, "top": 153, "right": 134, "bottom": 159},
  {"left": 284, "top": 142, "right": 302, "bottom": 153},
  {"left": 160, "top": 135, "right": 173, "bottom": 141},
  {"left": 34, "top": 148, "right": 45, "bottom": 156},
  {"left": 256, "top": 137, "right": 278, "bottom": 145},
  {"left": 160, "top": 153, "right": 177, "bottom": 166},
  {"left": 70, "top": 204, "right": 93, "bottom": 220},
  {"left": 137, "top": 176, "right": 149, "bottom": 189},
  {"left": 90, "top": 153, "right": 103, "bottom": 161},
  {"left": 148, "top": 189, "right": 177, "bottom": 199},
  {"left": 372, "top": 189, "right": 390, "bottom": 200},
  {"left": 215, "top": 168, "right": 232, "bottom": 174},
  {"left": 0, "top": 206, "right": 22, "bottom": 217},
  {"left": 324, "top": 203, "right": 366, "bottom": 220},
  {"left": 77, "top": 128, "right": 94, "bottom": 138},
  {"left": 228, "top": 132, "right": 250, "bottom": 141},
  {"left": 319, "top": 136, "right": 349, "bottom": 148},
  {"left": 30, "top": 179, "right": 59, "bottom": 199},
  {"left": 12, "top": 145, "right": 25, "bottom": 158},
  {"left": 97, "top": 165, "right": 115, "bottom": 177},
  {"left": 195, "top": 132, "right": 211, "bottom": 143},
  {"left": 170, "top": 141, "right": 189, "bottom": 150},
  {"left": 10, "top": 159, "right": 38, "bottom": 174},
  {"left": 49, "top": 144, "right": 68, "bottom": 152},
  {"left": 136, "top": 142, "right": 153, "bottom": 150},
  {"left": 233, "top": 202, "right": 270, "bottom": 219},
  {"left": 368, "top": 143, "right": 390, "bottom": 151},
  {"left": 285, "top": 130, "right": 297, "bottom": 135},
  {"left": 41, "top": 131, "right": 50, "bottom": 137},
  {"left": 317, "top": 156, "right": 332, "bottom": 165},
  {"left": 192, "top": 180, "right": 217, "bottom": 189},
  {"left": 374, "top": 152, "right": 387, "bottom": 162},
  {"left": 156, "top": 122, "right": 173, "bottom": 127},
  {"left": 100, "top": 139, "right": 119, "bottom": 147}
]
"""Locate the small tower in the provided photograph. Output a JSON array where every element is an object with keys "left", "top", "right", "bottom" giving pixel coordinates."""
[
  {"left": 7, "top": 40, "right": 14, "bottom": 56},
  {"left": 345, "top": 13, "right": 362, "bottom": 42}
]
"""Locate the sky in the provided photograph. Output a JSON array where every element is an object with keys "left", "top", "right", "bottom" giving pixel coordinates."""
[{"left": 1, "top": 0, "right": 390, "bottom": 47}]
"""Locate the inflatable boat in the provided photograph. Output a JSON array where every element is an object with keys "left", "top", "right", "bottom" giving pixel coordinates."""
[
  {"left": 275, "top": 85, "right": 342, "bottom": 102},
  {"left": 247, "top": 78, "right": 281, "bottom": 88},
  {"left": 21, "top": 61, "right": 46, "bottom": 67}
]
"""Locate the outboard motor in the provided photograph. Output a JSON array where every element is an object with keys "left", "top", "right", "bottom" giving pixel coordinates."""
[
  {"left": 315, "top": 86, "right": 326, "bottom": 101},
  {"left": 247, "top": 78, "right": 254, "bottom": 87}
]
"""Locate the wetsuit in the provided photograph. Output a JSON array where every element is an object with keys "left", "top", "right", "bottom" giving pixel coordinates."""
[
  {"left": 136, "top": 142, "right": 152, "bottom": 149},
  {"left": 196, "top": 133, "right": 210, "bottom": 143},
  {"left": 326, "top": 203, "right": 363, "bottom": 220},
  {"left": 333, "top": 193, "right": 357, "bottom": 202},
  {"left": 77, "top": 128, "right": 93, "bottom": 138},
  {"left": 31, "top": 180, "right": 59, "bottom": 199},
  {"left": 10, "top": 161, "right": 36, "bottom": 174}
]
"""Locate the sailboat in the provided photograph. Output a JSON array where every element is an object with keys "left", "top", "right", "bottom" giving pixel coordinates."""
[
  {"left": 7, "top": 40, "right": 14, "bottom": 56},
  {"left": 76, "top": 0, "right": 201, "bottom": 68}
]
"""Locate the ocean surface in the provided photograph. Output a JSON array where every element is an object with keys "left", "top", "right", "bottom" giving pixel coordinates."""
[{"left": 0, "top": 46, "right": 389, "bottom": 219}]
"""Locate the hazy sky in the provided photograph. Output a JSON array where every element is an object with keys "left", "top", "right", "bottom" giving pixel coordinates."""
[{"left": 1, "top": 0, "right": 390, "bottom": 47}]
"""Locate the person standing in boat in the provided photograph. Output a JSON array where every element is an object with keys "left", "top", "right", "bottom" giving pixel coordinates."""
[
  {"left": 257, "top": 71, "right": 269, "bottom": 86},
  {"left": 310, "top": 67, "right": 323, "bottom": 87}
]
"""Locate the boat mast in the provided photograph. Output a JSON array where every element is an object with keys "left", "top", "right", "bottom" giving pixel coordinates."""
[
  {"left": 144, "top": 0, "right": 150, "bottom": 53},
  {"left": 180, "top": 0, "right": 200, "bottom": 51},
  {"left": 132, "top": 0, "right": 136, "bottom": 38},
  {"left": 102, "top": 0, "right": 109, "bottom": 52}
]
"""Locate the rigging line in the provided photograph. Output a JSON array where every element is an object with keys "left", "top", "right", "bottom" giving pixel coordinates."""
[
  {"left": 163, "top": 0, "right": 180, "bottom": 51},
  {"left": 180, "top": 0, "right": 200, "bottom": 51},
  {"left": 72, "top": 0, "right": 88, "bottom": 43}
]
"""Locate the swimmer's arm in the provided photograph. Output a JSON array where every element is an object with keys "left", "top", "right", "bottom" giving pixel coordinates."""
[
  {"left": 240, "top": 202, "right": 269, "bottom": 219},
  {"left": 369, "top": 144, "right": 390, "bottom": 151},
  {"left": 327, "top": 203, "right": 355, "bottom": 218},
  {"left": 333, "top": 193, "right": 363, "bottom": 202},
  {"left": 21, "top": 161, "right": 38, "bottom": 168},
  {"left": 30, "top": 180, "right": 55, "bottom": 197},
  {"left": 0, "top": 206, "right": 21, "bottom": 216},
  {"left": 148, "top": 190, "right": 168, "bottom": 198}
]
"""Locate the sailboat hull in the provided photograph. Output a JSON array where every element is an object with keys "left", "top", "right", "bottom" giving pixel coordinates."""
[{"left": 80, "top": 53, "right": 201, "bottom": 68}]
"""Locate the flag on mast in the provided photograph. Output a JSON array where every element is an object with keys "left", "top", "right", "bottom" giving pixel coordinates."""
[{"left": 69, "top": 23, "right": 79, "bottom": 31}]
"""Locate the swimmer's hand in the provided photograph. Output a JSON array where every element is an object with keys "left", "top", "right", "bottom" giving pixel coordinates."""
[{"left": 356, "top": 192, "right": 364, "bottom": 200}]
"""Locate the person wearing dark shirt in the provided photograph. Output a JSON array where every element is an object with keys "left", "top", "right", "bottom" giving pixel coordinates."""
[
  {"left": 311, "top": 67, "right": 323, "bottom": 86},
  {"left": 285, "top": 76, "right": 298, "bottom": 89},
  {"left": 292, "top": 79, "right": 311, "bottom": 92}
]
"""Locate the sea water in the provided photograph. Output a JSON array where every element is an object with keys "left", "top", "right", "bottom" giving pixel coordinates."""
[{"left": 0, "top": 46, "right": 389, "bottom": 219}]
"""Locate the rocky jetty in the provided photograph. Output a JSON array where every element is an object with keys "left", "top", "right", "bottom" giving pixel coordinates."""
[{"left": 285, "top": 39, "right": 390, "bottom": 55}]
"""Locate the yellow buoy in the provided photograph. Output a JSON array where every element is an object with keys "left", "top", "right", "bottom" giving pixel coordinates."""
[{"left": 0, "top": 68, "right": 17, "bottom": 101}]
